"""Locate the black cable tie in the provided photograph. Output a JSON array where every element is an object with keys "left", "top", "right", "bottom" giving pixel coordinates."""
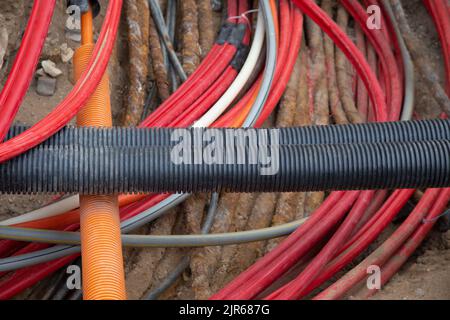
[
  {"left": 231, "top": 44, "right": 250, "bottom": 71},
  {"left": 216, "top": 22, "right": 235, "bottom": 45},
  {"left": 228, "top": 23, "right": 247, "bottom": 47}
]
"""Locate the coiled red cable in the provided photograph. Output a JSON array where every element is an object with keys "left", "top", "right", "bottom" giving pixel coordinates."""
[
  {"left": 0, "top": 0, "right": 56, "bottom": 141},
  {"left": 341, "top": 0, "right": 402, "bottom": 121},
  {"left": 214, "top": 0, "right": 295, "bottom": 128},
  {"left": 294, "top": 0, "right": 388, "bottom": 122},
  {"left": 359, "top": 188, "right": 450, "bottom": 299},
  {"left": 315, "top": 188, "right": 442, "bottom": 300},
  {"left": 2, "top": 0, "right": 447, "bottom": 301},
  {"left": 139, "top": 0, "right": 244, "bottom": 128},
  {"left": 212, "top": 0, "right": 390, "bottom": 299},
  {"left": 0, "top": 0, "right": 123, "bottom": 163},
  {"left": 265, "top": 191, "right": 377, "bottom": 300}
]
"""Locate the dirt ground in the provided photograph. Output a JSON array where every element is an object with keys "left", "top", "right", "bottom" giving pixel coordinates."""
[{"left": 0, "top": 0, "right": 448, "bottom": 300}]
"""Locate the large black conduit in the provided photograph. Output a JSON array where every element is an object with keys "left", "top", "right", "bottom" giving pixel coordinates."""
[
  {"left": 0, "top": 139, "right": 449, "bottom": 194},
  {"left": 6, "top": 119, "right": 450, "bottom": 147}
]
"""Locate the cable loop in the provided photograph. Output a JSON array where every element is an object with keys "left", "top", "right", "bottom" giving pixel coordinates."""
[
  {"left": 228, "top": 9, "right": 259, "bottom": 30},
  {"left": 422, "top": 209, "right": 450, "bottom": 224}
]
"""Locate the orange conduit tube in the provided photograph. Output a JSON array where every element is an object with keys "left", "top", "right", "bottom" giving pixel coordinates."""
[{"left": 73, "top": 9, "right": 126, "bottom": 300}]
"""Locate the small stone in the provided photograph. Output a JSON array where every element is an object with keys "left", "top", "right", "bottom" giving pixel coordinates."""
[
  {"left": 36, "top": 76, "right": 57, "bottom": 96},
  {"left": 0, "top": 26, "right": 8, "bottom": 70},
  {"left": 60, "top": 43, "right": 74, "bottom": 63},
  {"left": 41, "top": 60, "right": 63, "bottom": 78},
  {"left": 36, "top": 68, "right": 46, "bottom": 77}
]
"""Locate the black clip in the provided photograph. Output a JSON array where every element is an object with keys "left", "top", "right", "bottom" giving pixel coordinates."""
[{"left": 231, "top": 44, "right": 250, "bottom": 71}]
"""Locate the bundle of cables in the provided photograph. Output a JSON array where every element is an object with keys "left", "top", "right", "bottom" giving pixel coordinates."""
[{"left": 0, "top": 0, "right": 448, "bottom": 300}]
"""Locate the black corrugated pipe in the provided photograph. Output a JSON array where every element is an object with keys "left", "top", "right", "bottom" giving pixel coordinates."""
[
  {"left": 0, "top": 136, "right": 449, "bottom": 194},
  {"left": 6, "top": 119, "right": 450, "bottom": 147}
]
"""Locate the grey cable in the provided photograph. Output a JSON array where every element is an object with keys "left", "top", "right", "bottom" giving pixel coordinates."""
[
  {"left": 166, "top": 0, "right": 179, "bottom": 92},
  {"left": 0, "top": 220, "right": 304, "bottom": 271},
  {"left": 0, "top": 218, "right": 305, "bottom": 249},
  {"left": 144, "top": 192, "right": 219, "bottom": 300},
  {"left": 148, "top": 0, "right": 187, "bottom": 81},
  {"left": 242, "top": 0, "right": 277, "bottom": 127},
  {"left": 141, "top": 81, "right": 159, "bottom": 121},
  {"left": 0, "top": 193, "right": 187, "bottom": 272},
  {"left": 382, "top": 0, "right": 415, "bottom": 121},
  {"left": 389, "top": 0, "right": 450, "bottom": 116}
]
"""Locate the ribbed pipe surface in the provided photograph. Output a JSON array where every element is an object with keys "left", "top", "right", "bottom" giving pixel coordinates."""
[
  {"left": 74, "top": 38, "right": 126, "bottom": 300},
  {"left": 79, "top": 196, "right": 126, "bottom": 299},
  {"left": 0, "top": 139, "right": 449, "bottom": 194},
  {"left": 6, "top": 119, "right": 450, "bottom": 147}
]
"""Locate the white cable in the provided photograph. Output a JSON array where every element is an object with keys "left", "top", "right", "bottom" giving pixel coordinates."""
[
  {"left": 193, "top": 8, "right": 265, "bottom": 127},
  {"left": 0, "top": 195, "right": 79, "bottom": 226}
]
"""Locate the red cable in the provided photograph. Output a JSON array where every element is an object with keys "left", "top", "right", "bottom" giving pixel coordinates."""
[
  {"left": 314, "top": 189, "right": 441, "bottom": 300},
  {"left": 0, "top": 255, "right": 78, "bottom": 300},
  {"left": 0, "top": 0, "right": 123, "bottom": 163},
  {"left": 266, "top": 191, "right": 376, "bottom": 300},
  {"left": 0, "top": 240, "right": 28, "bottom": 259},
  {"left": 170, "top": 68, "right": 238, "bottom": 127},
  {"left": 292, "top": 0, "right": 388, "bottom": 122},
  {"left": 214, "top": 0, "right": 293, "bottom": 127},
  {"left": 254, "top": 6, "right": 303, "bottom": 127},
  {"left": 351, "top": 190, "right": 388, "bottom": 238},
  {"left": 6, "top": 0, "right": 442, "bottom": 302},
  {"left": 139, "top": 0, "right": 244, "bottom": 128},
  {"left": 0, "top": 3, "right": 124, "bottom": 282},
  {"left": 340, "top": 0, "right": 402, "bottom": 121},
  {"left": 213, "top": 0, "right": 390, "bottom": 299},
  {"left": 232, "top": 0, "right": 412, "bottom": 298},
  {"left": 367, "top": 0, "right": 405, "bottom": 99},
  {"left": 355, "top": 25, "right": 369, "bottom": 121},
  {"left": 307, "top": 1, "right": 450, "bottom": 299},
  {"left": 297, "top": 189, "right": 415, "bottom": 299},
  {"left": 0, "top": 0, "right": 56, "bottom": 141},
  {"left": 139, "top": 45, "right": 234, "bottom": 127},
  {"left": 166, "top": 4, "right": 254, "bottom": 127},
  {"left": 312, "top": 1, "right": 450, "bottom": 299},
  {"left": 210, "top": 191, "right": 350, "bottom": 299},
  {"left": 361, "top": 188, "right": 450, "bottom": 299}
]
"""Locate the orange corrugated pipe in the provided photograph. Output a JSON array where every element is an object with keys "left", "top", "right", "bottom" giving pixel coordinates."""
[{"left": 73, "top": 7, "right": 126, "bottom": 300}]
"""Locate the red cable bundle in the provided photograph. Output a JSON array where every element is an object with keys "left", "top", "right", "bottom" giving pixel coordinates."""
[
  {"left": 0, "top": 0, "right": 56, "bottom": 141},
  {"left": 0, "top": 0, "right": 123, "bottom": 163}
]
